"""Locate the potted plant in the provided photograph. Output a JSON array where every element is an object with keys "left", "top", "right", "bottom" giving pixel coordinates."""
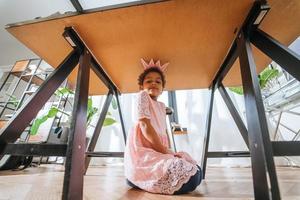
[{"left": 30, "top": 87, "right": 117, "bottom": 136}]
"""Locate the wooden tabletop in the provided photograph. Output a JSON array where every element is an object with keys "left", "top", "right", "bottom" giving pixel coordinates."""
[{"left": 6, "top": 0, "right": 300, "bottom": 95}]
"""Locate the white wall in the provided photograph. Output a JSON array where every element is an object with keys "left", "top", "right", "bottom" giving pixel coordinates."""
[{"left": 0, "top": 0, "right": 75, "bottom": 66}]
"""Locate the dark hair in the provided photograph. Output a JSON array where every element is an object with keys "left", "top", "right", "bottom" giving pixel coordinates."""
[{"left": 138, "top": 67, "right": 166, "bottom": 88}]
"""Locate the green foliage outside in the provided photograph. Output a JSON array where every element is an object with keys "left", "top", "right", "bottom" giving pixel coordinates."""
[{"left": 229, "top": 67, "right": 280, "bottom": 95}]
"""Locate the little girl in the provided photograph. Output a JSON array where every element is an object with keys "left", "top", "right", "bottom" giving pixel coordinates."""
[{"left": 124, "top": 59, "right": 202, "bottom": 195}]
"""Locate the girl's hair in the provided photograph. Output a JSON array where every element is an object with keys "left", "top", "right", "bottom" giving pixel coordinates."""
[{"left": 138, "top": 67, "right": 166, "bottom": 88}]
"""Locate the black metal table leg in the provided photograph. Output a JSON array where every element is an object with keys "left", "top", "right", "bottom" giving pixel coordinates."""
[
  {"left": 251, "top": 29, "right": 300, "bottom": 81},
  {"left": 62, "top": 49, "right": 91, "bottom": 200},
  {"left": 238, "top": 32, "right": 280, "bottom": 200},
  {"left": 114, "top": 91, "right": 127, "bottom": 144},
  {"left": 201, "top": 83, "right": 216, "bottom": 179}
]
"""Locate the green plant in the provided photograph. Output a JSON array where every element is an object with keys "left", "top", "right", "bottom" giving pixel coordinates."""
[
  {"left": 104, "top": 111, "right": 117, "bottom": 127},
  {"left": 229, "top": 67, "right": 279, "bottom": 95},
  {"left": 87, "top": 98, "right": 98, "bottom": 126},
  {"left": 87, "top": 97, "right": 118, "bottom": 127},
  {"left": 54, "top": 87, "right": 74, "bottom": 96},
  {"left": 228, "top": 86, "right": 244, "bottom": 95},
  {"left": 5, "top": 93, "right": 19, "bottom": 108},
  {"left": 103, "top": 97, "right": 117, "bottom": 126},
  {"left": 258, "top": 67, "right": 279, "bottom": 89},
  {"left": 30, "top": 88, "right": 117, "bottom": 135},
  {"left": 30, "top": 87, "right": 73, "bottom": 135},
  {"left": 30, "top": 107, "right": 62, "bottom": 135}
]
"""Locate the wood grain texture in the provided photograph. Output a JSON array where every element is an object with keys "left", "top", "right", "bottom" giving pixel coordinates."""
[
  {"left": 0, "top": 164, "right": 300, "bottom": 199},
  {"left": 5, "top": 0, "right": 300, "bottom": 94},
  {"left": 223, "top": 0, "right": 300, "bottom": 87},
  {"left": 11, "top": 60, "right": 30, "bottom": 73}
]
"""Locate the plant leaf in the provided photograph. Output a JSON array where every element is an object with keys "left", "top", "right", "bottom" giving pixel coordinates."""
[
  {"left": 48, "top": 107, "right": 59, "bottom": 118},
  {"left": 6, "top": 93, "right": 19, "bottom": 108},
  {"left": 88, "top": 98, "right": 92, "bottom": 110},
  {"left": 87, "top": 107, "right": 98, "bottom": 124},
  {"left": 259, "top": 68, "right": 279, "bottom": 89},
  {"left": 229, "top": 87, "right": 244, "bottom": 95},
  {"left": 55, "top": 87, "right": 74, "bottom": 97},
  {"left": 103, "top": 117, "right": 116, "bottom": 126},
  {"left": 87, "top": 97, "right": 98, "bottom": 124},
  {"left": 59, "top": 88, "right": 73, "bottom": 95},
  {"left": 112, "top": 97, "right": 117, "bottom": 110},
  {"left": 30, "top": 108, "right": 58, "bottom": 135},
  {"left": 30, "top": 115, "right": 49, "bottom": 135}
]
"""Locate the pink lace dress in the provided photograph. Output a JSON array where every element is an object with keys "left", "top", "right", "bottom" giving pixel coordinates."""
[{"left": 124, "top": 90, "right": 198, "bottom": 194}]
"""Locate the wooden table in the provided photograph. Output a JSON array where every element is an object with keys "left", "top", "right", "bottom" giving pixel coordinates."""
[{"left": 1, "top": 0, "right": 300, "bottom": 199}]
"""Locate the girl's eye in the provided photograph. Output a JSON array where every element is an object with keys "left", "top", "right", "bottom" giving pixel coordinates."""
[{"left": 156, "top": 80, "right": 162, "bottom": 84}]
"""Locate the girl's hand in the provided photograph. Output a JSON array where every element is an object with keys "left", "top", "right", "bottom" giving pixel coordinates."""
[
  {"left": 166, "top": 149, "right": 183, "bottom": 158},
  {"left": 173, "top": 152, "right": 183, "bottom": 158}
]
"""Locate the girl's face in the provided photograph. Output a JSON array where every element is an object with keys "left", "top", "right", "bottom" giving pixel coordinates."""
[{"left": 140, "top": 72, "right": 163, "bottom": 100}]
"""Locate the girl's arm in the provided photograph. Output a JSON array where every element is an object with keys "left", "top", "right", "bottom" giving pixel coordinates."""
[{"left": 139, "top": 118, "right": 171, "bottom": 154}]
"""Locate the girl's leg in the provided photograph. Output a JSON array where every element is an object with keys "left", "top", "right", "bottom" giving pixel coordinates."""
[{"left": 173, "top": 165, "right": 202, "bottom": 195}]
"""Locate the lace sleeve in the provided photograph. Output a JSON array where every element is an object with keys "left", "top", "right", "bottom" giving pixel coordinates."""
[{"left": 137, "top": 91, "right": 151, "bottom": 119}]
